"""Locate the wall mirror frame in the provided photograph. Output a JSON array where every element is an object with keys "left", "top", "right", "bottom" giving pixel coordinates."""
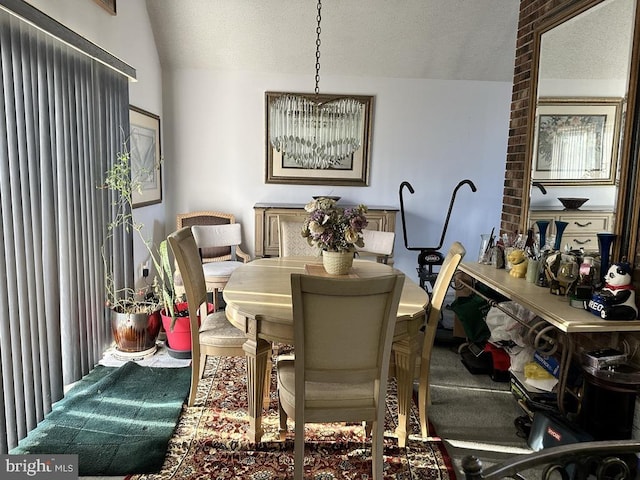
[{"left": 522, "top": 0, "right": 640, "bottom": 271}]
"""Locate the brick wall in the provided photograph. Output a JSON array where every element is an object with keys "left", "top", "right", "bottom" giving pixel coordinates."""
[{"left": 501, "top": 0, "right": 587, "bottom": 235}]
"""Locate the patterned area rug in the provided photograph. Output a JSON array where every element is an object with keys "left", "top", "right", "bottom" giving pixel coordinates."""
[{"left": 127, "top": 356, "right": 455, "bottom": 479}]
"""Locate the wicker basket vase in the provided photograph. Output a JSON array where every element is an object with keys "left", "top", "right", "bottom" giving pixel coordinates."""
[{"left": 322, "top": 250, "right": 354, "bottom": 275}]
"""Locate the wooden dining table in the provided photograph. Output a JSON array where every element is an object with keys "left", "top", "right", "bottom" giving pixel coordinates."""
[{"left": 222, "top": 256, "right": 429, "bottom": 447}]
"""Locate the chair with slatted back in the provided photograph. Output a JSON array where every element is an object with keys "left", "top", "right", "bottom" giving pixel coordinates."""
[{"left": 277, "top": 273, "right": 405, "bottom": 480}]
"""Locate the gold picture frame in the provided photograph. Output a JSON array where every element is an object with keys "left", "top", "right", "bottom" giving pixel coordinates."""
[
  {"left": 130, "top": 106, "right": 162, "bottom": 208},
  {"left": 265, "top": 91, "right": 374, "bottom": 186},
  {"left": 93, "top": 0, "right": 116, "bottom": 15},
  {"left": 532, "top": 97, "right": 622, "bottom": 185}
]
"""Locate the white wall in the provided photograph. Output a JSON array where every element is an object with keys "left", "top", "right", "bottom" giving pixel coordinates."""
[
  {"left": 163, "top": 70, "right": 511, "bottom": 282},
  {"left": 22, "top": 0, "right": 512, "bottom": 286}
]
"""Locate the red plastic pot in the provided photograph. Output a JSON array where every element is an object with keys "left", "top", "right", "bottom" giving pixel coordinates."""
[{"left": 160, "top": 302, "right": 212, "bottom": 351}]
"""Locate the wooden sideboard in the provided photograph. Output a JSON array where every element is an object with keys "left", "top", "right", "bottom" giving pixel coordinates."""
[
  {"left": 253, "top": 203, "right": 398, "bottom": 258},
  {"left": 529, "top": 209, "right": 614, "bottom": 252}
]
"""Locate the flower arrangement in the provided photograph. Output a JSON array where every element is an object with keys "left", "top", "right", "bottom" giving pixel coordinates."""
[{"left": 302, "top": 197, "right": 368, "bottom": 252}]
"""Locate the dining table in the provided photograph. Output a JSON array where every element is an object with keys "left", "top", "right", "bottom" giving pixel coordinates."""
[{"left": 222, "top": 256, "right": 429, "bottom": 447}]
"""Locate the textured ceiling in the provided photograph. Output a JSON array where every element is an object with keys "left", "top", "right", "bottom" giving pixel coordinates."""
[
  {"left": 539, "top": 0, "right": 634, "bottom": 82},
  {"left": 144, "top": 0, "right": 521, "bottom": 82}
]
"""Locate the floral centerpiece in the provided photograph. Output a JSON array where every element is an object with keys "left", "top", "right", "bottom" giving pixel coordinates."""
[{"left": 302, "top": 197, "right": 368, "bottom": 274}]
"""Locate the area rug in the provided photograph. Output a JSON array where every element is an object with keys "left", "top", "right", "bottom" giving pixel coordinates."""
[
  {"left": 127, "top": 356, "right": 456, "bottom": 479},
  {"left": 10, "top": 361, "right": 191, "bottom": 476}
]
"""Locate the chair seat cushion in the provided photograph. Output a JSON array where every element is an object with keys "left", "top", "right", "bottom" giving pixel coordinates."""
[
  {"left": 276, "top": 358, "right": 375, "bottom": 409},
  {"left": 202, "top": 261, "right": 243, "bottom": 281},
  {"left": 200, "top": 311, "right": 246, "bottom": 347}
]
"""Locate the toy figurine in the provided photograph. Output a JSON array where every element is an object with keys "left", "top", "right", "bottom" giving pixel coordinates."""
[
  {"left": 588, "top": 262, "right": 637, "bottom": 320},
  {"left": 507, "top": 249, "right": 528, "bottom": 278}
]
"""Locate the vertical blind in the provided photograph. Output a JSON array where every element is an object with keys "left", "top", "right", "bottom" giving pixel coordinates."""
[{"left": 0, "top": 7, "right": 132, "bottom": 452}]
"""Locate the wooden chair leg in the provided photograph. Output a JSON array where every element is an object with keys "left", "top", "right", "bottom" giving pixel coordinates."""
[
  {"left": 364, "top": 421, "right": 372, "bottom": 437},
  {"left": 372, "top": 420, "right": 384, "bottom": 480},
  {"left": 278, "top": 400, "right": 288, "bottom": 441},
  {"left": 294, "top": 422, "right": 304, "bottom": 480},
  {"left": 187, "top": 352, "right": 201, "bottom": 407},
  {"left": 263, "top": 356, "right": 272, "bottom": 409},
  {"left": 418, "top": 353, "right": 432, "bottom": 438},
  {"left": 418, "top": 317, "right": 439, "bottom": 438}
]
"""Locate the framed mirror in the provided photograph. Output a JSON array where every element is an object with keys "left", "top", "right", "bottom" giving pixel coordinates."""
[{"left": 523, "top": 0, "right": 639, "bottom": 260}]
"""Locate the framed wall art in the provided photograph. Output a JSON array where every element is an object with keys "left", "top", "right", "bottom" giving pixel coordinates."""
[
  {"left": 129, "top": 106, "right": 162, "bottom": 208},
  {"left": 531, "top": 97, "right": 622, "bottom": 185},
  {"left": 265, "top": 91, "right": 374, "bottom": 186},
  {"left": 93, "top": 0, "right": 116, "bottom": 15}
]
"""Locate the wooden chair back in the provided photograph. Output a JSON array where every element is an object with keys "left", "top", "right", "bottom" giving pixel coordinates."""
[
  {"left": 280, "top": 273, "right": 404, "bottom": 479},
  {"left": 176, "top": 211, "right": 235, "bottom": 261},
  {"left": 192, "top": 224, "right": 242, "bottom": 261},
  {"left": 416, "top": 241, "right": 466, "bottom": 437},
  {"left": 167, "top": 227, "right": 209, "bottom": 380}
]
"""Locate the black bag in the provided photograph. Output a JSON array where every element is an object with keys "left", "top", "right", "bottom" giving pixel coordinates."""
[{"left": 459, "top": 343, "right": 493, "bottom": 375}]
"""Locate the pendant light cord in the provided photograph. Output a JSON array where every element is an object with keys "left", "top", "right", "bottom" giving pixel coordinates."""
[{"left": 315, "top": 0, "right": 322, "bottom": 94}]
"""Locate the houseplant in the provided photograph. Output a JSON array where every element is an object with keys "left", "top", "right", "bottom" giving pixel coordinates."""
[
  {"left": 101, "top": 144, "right": 173, "bottom": 356},
  {"left": 301, "top": 197, "right": 368, "bottom": 275},
  {"left": 158, "top": 241, "right": 214, "bottom": 358}
]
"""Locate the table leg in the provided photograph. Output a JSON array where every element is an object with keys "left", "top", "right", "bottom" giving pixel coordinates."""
[
  {"left": 242, "top": 336, "right": 272, "bottom": 443},
  {"left": 392, "top": 337, "right": 420, "bottom": 448}
]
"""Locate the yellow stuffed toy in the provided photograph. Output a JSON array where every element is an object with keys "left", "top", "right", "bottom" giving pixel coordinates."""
[{"left": 507, "top": 249, "right": 528, "bottom": 278}]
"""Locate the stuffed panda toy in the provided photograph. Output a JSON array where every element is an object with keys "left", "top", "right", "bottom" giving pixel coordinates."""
[{"left": 598, "top": 263, "right": 638, "bottom": 320}]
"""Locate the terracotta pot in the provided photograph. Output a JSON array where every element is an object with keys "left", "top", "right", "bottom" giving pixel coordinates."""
[{"left": 110, "top": 309, "right": 161, "bottom": 353}]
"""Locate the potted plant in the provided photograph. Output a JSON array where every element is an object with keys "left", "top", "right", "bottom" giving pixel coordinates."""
[
  {"left": 301, "top": 197, "right": 368, "bottom": 275},
  {"left": 158, "top": 242, "right": 191, "bottom": 357},
  {"left": 158, "top": 241, "right": 216, "bottom": 358},
  {"left": 101, "top": 144, "right": 172, "bottom": 357}
]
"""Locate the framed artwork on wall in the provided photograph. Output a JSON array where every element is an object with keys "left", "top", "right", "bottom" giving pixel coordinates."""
[
  {"left": 129, "top": 106, "right": 162, "bottom": 208},
  {"left": 531, "top": 97, "right": 622, "bottom": 185},
  {"left": 265, "top": 91, "right": 374, "bottom": 186},
  {"left": 93, "top": 0, "right": 116, "bottom": 15}
]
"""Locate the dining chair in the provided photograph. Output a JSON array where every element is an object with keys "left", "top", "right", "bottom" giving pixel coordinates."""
[
  {"left": 176, "top": 211, "right": 250, "bottom": 262},
  {"left": 277, "top": 273, "right": 405, "bottom": 480},
  {"left": 174, "top": 211, "right": 250, "bottom": 307},
  {"left": 391, "top": 241, "right": 466, "bottom": 439},
  {"left": 189, "top": 223, "right": 249, "bottom": 311},
  {"left": 167, "top": 227, "right": 250, "bottom": 406},
  {"left": 356, "top": 229, "right": 396, "bottom": 264},
  {"left": 277, "top": 215, "right": 321, "bottom": 257}
]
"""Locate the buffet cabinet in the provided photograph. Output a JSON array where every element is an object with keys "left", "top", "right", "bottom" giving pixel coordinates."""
[
  {"left": 529, "top": 209, "right": 614, "bottom": 252},
  {"left": 253, "top": 202, "right": 398, "bottom": 258}
]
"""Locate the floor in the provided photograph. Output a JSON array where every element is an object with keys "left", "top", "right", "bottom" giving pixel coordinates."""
[{"left": 428, "top": 331, "right": 532, "bottom": 478}]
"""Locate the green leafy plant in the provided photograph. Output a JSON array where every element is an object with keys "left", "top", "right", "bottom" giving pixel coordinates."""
[{"left": 100, "top": 144, "right": 173, "bottom": 315}]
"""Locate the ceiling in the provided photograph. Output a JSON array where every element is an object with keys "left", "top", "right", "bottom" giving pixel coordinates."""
[{"left": 144, "top": 0, "right": 521, "bottom": 83}]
